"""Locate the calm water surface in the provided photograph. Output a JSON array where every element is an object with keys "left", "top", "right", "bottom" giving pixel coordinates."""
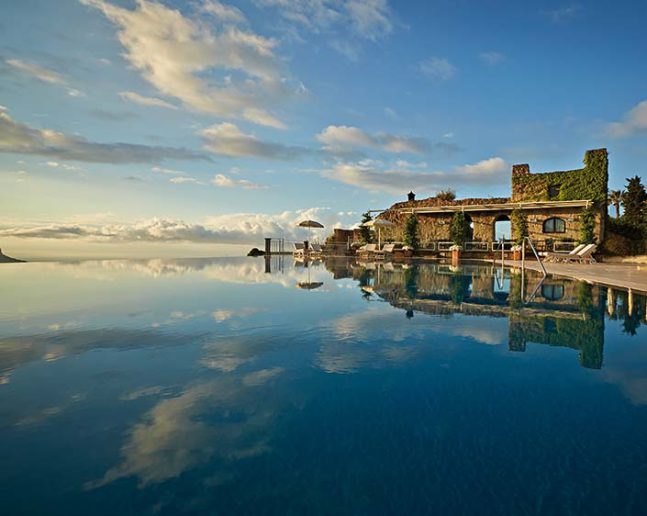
[{"left": 1, "top": 257, "right": 647, "bottom": 515}]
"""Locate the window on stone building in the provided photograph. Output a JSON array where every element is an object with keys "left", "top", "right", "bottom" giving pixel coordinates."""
[
  {"left": 541, "top": 284, "right": 564, "bottom": 301},
  {"left": 543, "top": 217, "right": 566, "bottom": 233},
  {"left": 548, "top": 184, "right": 561, "bottom": 199}
]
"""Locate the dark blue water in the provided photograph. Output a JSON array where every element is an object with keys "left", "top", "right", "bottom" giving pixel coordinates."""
[{"left": 1, "top": 257, "right": 647, "bottom": 515}]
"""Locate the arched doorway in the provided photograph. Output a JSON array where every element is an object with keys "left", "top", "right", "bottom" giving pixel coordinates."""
[{"left": 493, "top": 214, "right": 511, "bottom": 242}]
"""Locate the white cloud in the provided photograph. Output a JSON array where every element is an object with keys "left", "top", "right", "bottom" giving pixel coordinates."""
[
  {"left": 152, "top": 166, "right": 184, "bottom": 175},
  {"left": 317, "top": 125, "right": 373, "bottom": 149},
  {"left": 212, "top": 307, "right": 262, "bottom": 322},
  {"left": 201, "top": 0, "right": 246, "bottom": 24},
  {"left": 169, "top": 176, "right": 202, "bottom": 185},
  {"left": 256, "top": 0, "right": 392, "bottom": 58},
  {"left": 419, "top": 57, "right": 457, "bottom": 80},
  {"left": 544, "top": 4, "right": 581, "bottom": 23},
  {"left": 258, "top": 0, "right": 392, "bottom": 39},
  {"left": 322, "top": 157, "right": 508, "bottom": 194},
  {"left": 211, "top": 173, "right": 266, "bottom": 189},
  {"left": 0, "top": 107, "right": 205, "bottom": 164},
  {"left": 81, "top": 0, "right": 296, "bottom": 128},
  {"left": 6, "top": 58, "right": 84, "bottom": 97},
  {"left": 5, "top": 58, "right": 65, "bottom": 84},
  {"left": 394, "top": 160, "right": 428, "bottom": 169},
  {"left": 0, "top": 208, "right": 357, "bottom": 245},
  {"left": 45, "top": 161, "right": 81, "bottom": 171},
  {"left": 5, "top": 170, "right": 28, "bottom": 183},
  {"left": 345, "top": 0, "right": 393, "bottom": 40},
  {"left": 86, "top": 375, "right": 280, "bottom": 488},
  {"left": 456, "top": 157, "right": 507, "bottom": 175},
  {"left": 384, "top": 107, "right": 398, "bottom": 119},
  {"left": 479, "top": 51, "right": 505, "bottom": 66},
  {"left": 607, "top": 100, "right": 647, "bottom": 138},
  {"left": 119, "top": 91, "right": 178, "bottom": 110},
  {"left": 317, "top": 125, "right": 431, "bottom": 154},
  {"left": 201, "top": 122, "right": 306, "bottom": 159}
]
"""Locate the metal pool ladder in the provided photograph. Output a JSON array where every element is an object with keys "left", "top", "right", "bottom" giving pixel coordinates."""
[
  {"left": 521, "top": 236, "right": 547, "bottom": 277},
  {"left": 521, "top": 236, "right": 547, "bottom": 303}
]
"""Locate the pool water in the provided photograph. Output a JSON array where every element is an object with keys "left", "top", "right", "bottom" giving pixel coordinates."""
[{"left": 1, "top": 257, "right": 647, "bottom": 515}]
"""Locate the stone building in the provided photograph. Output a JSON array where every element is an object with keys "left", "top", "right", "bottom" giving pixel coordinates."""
[{"left": 376, "top": 148, "right": 608, "bottom": 252}]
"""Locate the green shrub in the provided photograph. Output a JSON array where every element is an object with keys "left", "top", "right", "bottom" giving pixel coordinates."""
[
  {"left": 403, "top": 214, "right": 420, "bottom": 250},
  {"left": 436, "top": 189, "right": 456, "bottom": 202},
  {"left": 510, "top": 209, "right": 528, "bottom": 245},
  {"left": 605, "top": 218, "right": 646, "bottom": 255},
  {"left": 579, "top": 207, "right": 597, "bottom": 244},
  {"left": 450, "top": 212, "right": 470, "bottom": 246},
  {"left": 359, "top": 211, "right": 373, "bottom": 243}
]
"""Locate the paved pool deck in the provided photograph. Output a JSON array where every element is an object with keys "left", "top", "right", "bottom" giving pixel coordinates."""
[{"left": 508, "top": 260, "right": 647, "bottom": 294}]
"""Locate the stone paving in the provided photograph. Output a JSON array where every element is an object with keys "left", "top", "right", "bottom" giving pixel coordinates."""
[{"left": 510, "top": 260, "right": 647, "bottom": 294}]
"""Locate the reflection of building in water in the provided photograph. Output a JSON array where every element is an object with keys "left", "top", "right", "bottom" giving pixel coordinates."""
[
  {"left": 332, "top": 260, "right": 642, "bottom": 370},
  {"left": 507, "top": 282, "right": 605, "bottom": 369}
]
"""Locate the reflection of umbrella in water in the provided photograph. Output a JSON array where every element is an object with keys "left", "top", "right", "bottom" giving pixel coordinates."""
[
  {"left": 297, "top": 219, "right": 324, "bottom": 244},
  {"left": 361, "top": 218, "right": 394, "bottom": 247},
  {"left": 297, "top": 281, "right": 324, "bottom": 290},
  {"left": 297, "top": 259, "right": 324, "bottom": 291}
]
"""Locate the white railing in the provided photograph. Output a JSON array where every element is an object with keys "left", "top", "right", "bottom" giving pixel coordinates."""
[
  {"left": 491, "top": 240, "right": 514, "bottom": 251},
  {"left": 552, "top": 240, "right": 578, "bottom": 252},
  {"left": 464, "top": 241, "right": 489, "bottom": 252},
  {"left": 437, "top": 241, "right": 454, "bottom": 251}
]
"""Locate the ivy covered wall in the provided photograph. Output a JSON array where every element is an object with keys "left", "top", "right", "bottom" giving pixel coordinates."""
[{"left": 511, "top": 148, "right": 608, "bottom": 204}]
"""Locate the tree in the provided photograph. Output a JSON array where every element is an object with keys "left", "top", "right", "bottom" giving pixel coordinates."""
[
  {"left": 359, "top": 211, "right": 373, "bottom": 243},
  {"left": 450, "top": 212, "right": 470, "bottom": 246},
  {"left": 622, "top": 176, "right": 647, "bottom": 227},
  {"left": 608, "top": 190, "right": 624, "bottom": 219},
  {"left": 510, "top": 209, "right": 528, "bottom": 246},
  {"left": 403, "top": 214, "right": 420, "bottom": 250},
  {"left": 436, "top": 189, "right": 456, "bottom": 202}
]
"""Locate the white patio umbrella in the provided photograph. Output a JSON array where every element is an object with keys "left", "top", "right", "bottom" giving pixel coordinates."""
[
  {"left": 297, "top": 219, "right": 324, "bottom": 244},
  {"left": 361, "top": 218, "right": 394, "bottom": 247}
]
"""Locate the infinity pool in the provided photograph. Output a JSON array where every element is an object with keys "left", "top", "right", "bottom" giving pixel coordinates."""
[{"left": 1, "top": 257, "right": 647, "bottom": 515}]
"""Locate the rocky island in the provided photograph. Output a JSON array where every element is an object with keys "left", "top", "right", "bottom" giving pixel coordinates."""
[{"left": 0, "top": 248, "right": 25, "bottom": 263}]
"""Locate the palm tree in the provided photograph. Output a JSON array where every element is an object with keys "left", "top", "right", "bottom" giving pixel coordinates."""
[{"left": 608, "top": 189, "right": 624, "bottom": 219}]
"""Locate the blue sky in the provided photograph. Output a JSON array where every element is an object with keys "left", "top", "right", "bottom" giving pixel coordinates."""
[{"left": 1, "top": 0, "right": 647, "bottom": 257}]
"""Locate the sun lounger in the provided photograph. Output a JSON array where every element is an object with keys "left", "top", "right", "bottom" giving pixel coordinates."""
[
  {"left": 566, "top": 243, "right": 597, "bottom": 263},
  {"left": 292, "top": 242, "right": 306, "bottom": 258},
  {"left": 552, "top": 243, "right": 597, "bottom": 264},
  {"left": 310, "top": 243, "right": 323, "bottom": 256},
  {"left": 544, "top": 243, "right": 586, "bottom": 262},
  {"left": 373, "top": 243, "right": 396, "bottom": 260},
  {"left": 357, "top": 243, "right": 377, "bottom": 259}
]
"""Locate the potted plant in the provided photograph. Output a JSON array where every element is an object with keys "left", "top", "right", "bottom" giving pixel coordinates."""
[
  {"left": 449, "top": 244, "right": 462, "bottom": 266},
  {"left": 511, "top": 244, "right": 523, "bottom": 261},
  {"left": 449, "top": 212, "right": 469, "bottom": 265}
]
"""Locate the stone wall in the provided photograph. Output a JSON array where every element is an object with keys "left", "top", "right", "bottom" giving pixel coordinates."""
[
  {"left": 375, "top": 206, "right": 603, "bottom": 246},
  {"left": 370, "top": 148, "right": 608, "bottom": 247},
  {"left": 522, "top": 206, "right": 603, "bottom": 244}
]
